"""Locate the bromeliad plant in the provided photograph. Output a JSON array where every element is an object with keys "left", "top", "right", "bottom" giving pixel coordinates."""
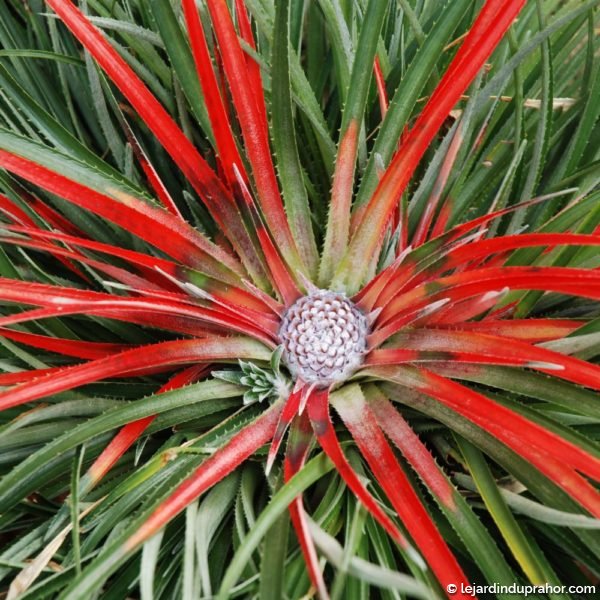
[{"left": 0, "top": 0, "right": 599, "bottom": 598}]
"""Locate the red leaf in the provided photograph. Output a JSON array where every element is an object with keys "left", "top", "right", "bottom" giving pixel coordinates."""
[
  {"left": 204, "top": 0, "right": 303, "bottom": 273},
  {"left": 4, "top": 224, "right": 180, "bottom": 275},
  {"left": 4, "top": 225, "right": 274, "bottom": 314},
  {"left": 444, "top": 233, "right": 600, "bottom": 270},
  {"left": 331, "top": 388, "right": 471, "bottom": 595},
  {"left": 436, "top": 319, "right": 581, "bottom": 342},
  {"left": 266, "top": 385, "right": 303, "bottom": 475},
  {"left": 0, "top": 149, "right": 241, "bottom": 282},
  {"left": 87, "top": 364, "right": 209, "bottom": 488},
  {"left": 119, "top": 118, "right": 182, "bottom": 218},
  {"left": 0, "top": 278, "right": 276, "bottom": 343},
  {"left": 371, "top": 365, "right": 600, "bottom": 516},
  {"left": 233, "top": 167, "right": 301, "bottom": 306},
  {"left": 284, "top": 413, "right": 329, "bottom": 600},
  {"left": 182, "top": 0, "right": 246, "bottom": 188},
  {"left": 0, "top": 336, "right": 268, "bottom": 410},
  {"left": 0, "top": 305, "right": 216, "bottom": 338},
  {"left": 124, "top": 402, "right": 282, "bottom": 551},
  {"left": 0, "top": 367, "right": 62, "bottom": 385},
  {"left": 0, "top": 193, "right": 36, "bottom": 226},
  {"left": 380, "top": 266, "right": 600, "bottom": 324},
  {"left": 306, "top": 387, "right": 412, "bottom": 551},
  {"left": 0, "top": 234, "right": 164, "bottom": 292},
  {"left": 356, "top": 196, "right": 570, "bottom": 312},
  {"left": 44, "top": 0, "right": 268, "bottom": 287},
  {"left": 320, "top": 120, "right": 360, "bottom": 284},
  {"left": 0, "top": 327, "right": 129, "bottom": 360},
  {"left": 234, "top": 0, "right": 268, "bottom": 125},
  {"left": 367, "top": 336, "right": 600, "bottom": 391},
  {"left": 368, "top": 391, "right": 456, "bottom": 509},
  {"left": 373, "top": 56, "right": 388, "bottom": 118},
  {"left": 338, "top": 0, "right": 527, "bottom": 291},
  {"left": 412, "top": 120, "right": 465, "bottom": 247}
]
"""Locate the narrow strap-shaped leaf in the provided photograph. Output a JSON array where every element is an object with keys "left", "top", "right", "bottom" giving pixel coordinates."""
[
  {"left": 233, "top": 167, "right": 301, "bottom": 306},
  {"left": 284, "top": 413, "right": 329, "bottom": 599},
  {"left": 0, "top": 327, "right": 129, "bottom": 360},
  {"left": 0, "top": 144, "right": 241, "bottom": 282},
  {"left": 550, "top": 25, "right": 600, "bottom": 184},
  {"left": 216, "top": 453, "right": 335, "bottom": 599},
  {"left": 0, "top": 278, "right": 277, "bottom": 341},
  {"left": 381, "top": 381, "right": 600, "bottom": 552},
  {"left": 14, "top": 188, "right": 89, "bottom": 239},
  {"left": 379, "top": 266, "right": 600, "bottom": 324},
  {"left": 271, "top": 0, "right": 318, "bottom": 277},
  {"left": 148, "top": 0, "right": 212, "bottom": 137},
  {"left": 118, "top": 117, "right": 181, "bottom": 218},
  {"left": 457, "top": 472, "right": 600, "bottom": 529},
  {"left": 0, "top": 383, "right": 244, "bottom": 539},
  {"left": 508, "top": 0, "right": 553, "bottom": 234},
  {"left": 352, "top": 192, "right": 566, "bottom": 312},
  {"left": 412, "top": 120, "right": 465, "bottom": 247},
  {"left": 43, "top": 0, "right": 267, "bottom": 287},
  {"left": 234, "top": 0, "right": 268, "bottom": 129},
  {"left": 368, "top": 299, "right": 451, "bottom": 347},
  {"left": 442, "top": 233, "right": 600, "bottom": 271},
  {"left": 204, "top": 0, "right": 304, "bottom": 274},
  {"left": 0, "top": 336, "right": 269, "bottom": 411},
  {"left": 319, "top": 0, "right": 388, "bottom": 286},
  {"left": 306, "top": 387, "right": 413, "bottom": 552},
  {"left": 2, "top": 223, "right": 177, "bottom": 275},
  {"left": 86, "top": 364, "right": 209, "bottom": 490},
  {"left": 152, "top": 265, "right": 280, "bottom": 331},
  {"left": 0, "top": 192, "right": 38, "bottom": 227},
  {"left": 370, "top": 230, "right": 600, "bottom": 318},
  {"left": 0, "top": 367, "right": 62, "bottom": 386},
  {"left": 123, "top": 401, "right": 282, "bottom": 551},
  {"left": 330, "top": 385, "right": 471, "bottom": 597},
  {"left": 2, "top": 224, "right": 272, "bottom": 314},
  {"left": 45, "top": 0, "right": 217, "bottom": 195},
  {"left": 423, "top": 290, "right": 509, "bottom": 327},
  {"left": 266, "top": 385, "right": 303, "bottom": 475},
  {"left": 0, "top": 233, "right": 165, "bottom": 292},
  {"left": 373, "top": 57, "right": 388, "bottom": 118},
  {"left": 335, "top": 0, "right": 527, "bottom": 293},
  {"left": 370, "top": 365, "right": 600, "bottom": 516},
  {"left": 366, "top": 387, "right": 454, "bottom": 508},
  {"left": 366, "top": 387, "right": 518, "bottom": 592},
  {"left": 182, "top": 0, "right": 245, "bottom": 188},
  {"left": 0, "top": 60, "right": 142, "bottom": 187},
  {"left": 457, "top": 438, "right": 565, "bottom": 589},
  {"left": 0, "top": 222, "right": 92, "bottom": 284},
  {"left": 368, "top": 329, "right": 600, "bottom": 391},
  {"left": 358, "top": 232, "right": 488, "bottom": 314},
  {"left": 352, "top": 0, "right": 472, "bottom": 221},
  {"left": 437, "top": 319, "right": 580, "bottom": 342},
  {"left": 0, "top": 303, "right": 216, "bottom": 339}
]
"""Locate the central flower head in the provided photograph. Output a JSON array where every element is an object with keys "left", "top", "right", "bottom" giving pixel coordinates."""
[{"left": 279, "top": 290, "right": 368, "bottom": 387}]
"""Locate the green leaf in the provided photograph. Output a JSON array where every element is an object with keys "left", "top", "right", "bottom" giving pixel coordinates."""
[
  {"left": 196, "top": 473, "right": 239, "bottom": 596},
  {"left": 456, "top": 438, "right": 567, "bottom": 596},
  {"left": 148, "top": 0, "right": 213, "bottom": 142},
  {"left": 271, "top": 0, "right": 318, "bottom": 277},
  {"left": 216, "top": 452, "right": 334, "bottom": 599},
  {"left": 140, "top": 530, "right": 164, "bottom": 600},
  {"left": 456, "top": 474, "right": 600, "bottom": 529},
  {"left": 354, "top": 0, "right": 472, "bottom": 212},
  {"left": 308, "top": 518, "right": 434, "bottom": 599},
  {"left": 0, "top": 380, "right": 242, "bottom": 513}
]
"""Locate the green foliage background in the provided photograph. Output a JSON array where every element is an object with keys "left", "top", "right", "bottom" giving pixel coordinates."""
[{"left": 0, "top": 0, "right": 598, "bottom": 598}]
